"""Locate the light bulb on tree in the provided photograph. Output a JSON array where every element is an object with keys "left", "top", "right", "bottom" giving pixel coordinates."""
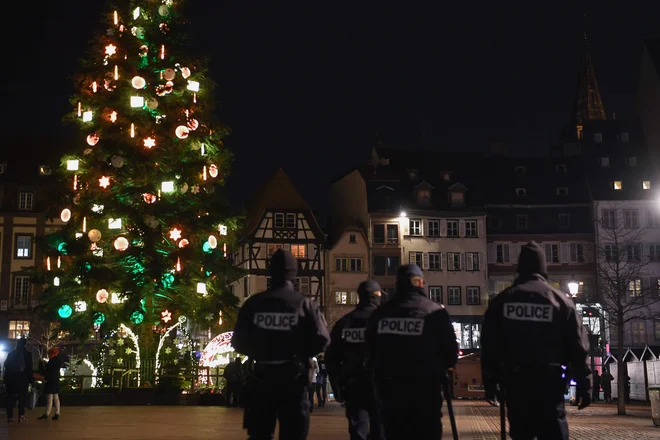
[{"left": 143, "top": 137, "right": 156, "bottom": 149}]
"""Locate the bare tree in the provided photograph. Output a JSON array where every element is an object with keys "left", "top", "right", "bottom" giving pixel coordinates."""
[
  {"left": 595, "top": 203, "right": 660, "bottom": 415},
  {"left": 323, "top": 296, "right": 352, "bottom": 331}
]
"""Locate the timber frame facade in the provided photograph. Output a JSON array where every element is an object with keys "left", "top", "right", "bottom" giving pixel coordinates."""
[{"left": 232, "top": 169, "right": 325, "bottom": 307}]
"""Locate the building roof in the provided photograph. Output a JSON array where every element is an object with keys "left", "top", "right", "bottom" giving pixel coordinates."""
[
  {"left": 243, "top": 168, "right": 324, "bottom": 240},
  {"left": 325, "top": 216, "right": 367, "bottom": 249}
]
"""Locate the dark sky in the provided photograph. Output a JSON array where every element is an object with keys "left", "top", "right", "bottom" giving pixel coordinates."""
[{"left": 1, "top": 0, "right": 659, "bottom": 216}]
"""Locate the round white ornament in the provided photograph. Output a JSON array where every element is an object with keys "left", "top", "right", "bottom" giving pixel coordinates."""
[
  {"left": 87, "top": 134, "right": 99, "bottom": 146},
  {"left": 180, "top": 183, "right": 189, "bottom": 194},
  {"left": 114, "top": 237, "right": 129, "bottom": 251},
  {"left": 146, "top": 98, "right": 159, "bottom": 110},
  {"left": 163, "top": 68, "right": 176, "bottom": 80},
  {"left": 132, "top": 76, "right": 146, "bottom": 89},
  {"left": 88, "top": 229, "right": 102, "bottom": 243},
  {"left": 158, "top": 5, "right": 169, "bottom": 16},
  {"left": 175, "top": 126, "right": 190, "bottom": 139}
]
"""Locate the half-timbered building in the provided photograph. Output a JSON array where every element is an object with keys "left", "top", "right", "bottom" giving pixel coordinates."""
[{"left": 231, "top": 169, "right": 325, "bottom": 306}]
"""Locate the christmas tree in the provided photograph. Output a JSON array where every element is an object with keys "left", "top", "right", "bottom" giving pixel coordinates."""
[{"left": 38, "top": 0, "right": 241, "bottom": 343}]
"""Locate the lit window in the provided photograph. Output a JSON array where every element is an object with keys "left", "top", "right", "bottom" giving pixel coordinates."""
[
  {"left": 335, "top": 291, "right": 347, "bottom": 305},
  {"left": 39, "top": 166, "right": 51, "bottom": 175},
  {"left": 18, "top": 192, "right": 34, "bottom": 211},
  {"left": 644, "top": 181, "right": 651, "bottom": 190},
  {"left": 15, "top": 236, "right": 32, "bottom": 259},
  {"left": 290, "top": 244, "right": 306, "bottom": 259},
  {"left": 614, "top": 181, "right": 622, "bottom": 190},
  {"left": 8, "top": 320, "right": 30, "bottom": 339}
]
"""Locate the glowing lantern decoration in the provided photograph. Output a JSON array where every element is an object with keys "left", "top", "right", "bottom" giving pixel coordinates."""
[
  {"left": 77, "top": 102, "right": 82, "bottom": 117},
  {"left": 179, "top": 239, "right": 189, "bottom": 248},
  {"left": 219, "top": 224, "right": 228, "bottom": 236},
  {"left": 99, "top": 176, "right": 111, "bottom": 188},
  {"left": 110, "top": 111, "right": 117, "bottom": 123},
  {"left": 53, "top": 277, "right": 60, "bottom": 287},
  {"left": 187, "top": 80, "right": 200, "bottom": 92},
  {"left": 114, "top": 237, "right": 129, "bottom": 251},
  {"left": 163, "top": 68, "right": 176, "bottom": 80},
  {"left": 58, "top": 305, "right": 73, "bottom": 319},
  {"left": 75, "top": 301, "right": 87, "bottom": 312},
  {"left": 133, "top": 6, "right": 140, "bottom": 19},
  {"left": 83, "top": 111, "right": 93, "bottom": 122},
  {"left": 96, "top": 289, "right": 109, "bottom": 303},
  {"left": 143, "top": 193, "right": 157, "bottom": 203},
  {"left": 175, "top": 126, "right": 190, "bottom": 139},
  {"left": 108, "top": 218, "right": 122, "bottom": 229},
  {"left": 131, "top": 96, "right": 144, "bottom": 108},
  {"left": 60, "top": 208, "right": 72, "bottom": 223},
  {"left": 169, "top": 228, "right": 182, "bottom": 241},
  {"left": 208, "top": 235, "right": 218, "bottom": 249},
  {"left": 105, "top": 44, "right": 117, "bottom": 56},
  {"left": 114, "top": 10, "right": 119, "bottom": 25},
  {"left": 87, "top": 133, "right": 99, "bottom": 146},
  {"left": 197, "top": 282, "right": 207, "bottom": 295},
  {"left": 161, "top": 181, "right": 174, "bottom": 193},
  {"left": 88, "top": 229, "right": 102, "bottom": 243},
  {"left": 67, "top": 160, "right": 79, "bottom": 171},
  {"left": 176, "top": 257, "right": 181, "bottom": 272},
  {"left": 209, "top": 164, "right": 219, "bottom": 178},
  {"left": 160, "top": 45, "right": 165, "bottom": 60},
  {"left": 143, "top": 137, "right": 156, "bottom": 149},
  {"left": 131, "top": 76, "right": 146, "bottom": 89},
  {"left": 161, "top": 310, "right": 172, "bottom": 323},
  {"left": 218, "top": 311, "right": 223, "bottom": 326}
]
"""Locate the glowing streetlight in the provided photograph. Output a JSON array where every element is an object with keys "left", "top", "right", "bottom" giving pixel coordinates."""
[
  {"left": 568, "top": 281, "right": 579, "bottom": 297},
  {"left": 399, "top": 211, "right": 407, "bottom": 218}
]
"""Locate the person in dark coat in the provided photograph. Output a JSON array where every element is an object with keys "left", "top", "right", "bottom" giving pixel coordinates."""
[
  {"left": 366, "top": 265, "right": 458, "bottom": 440},
  {"left": 38, "top": 347, "right": 62, "bottom": 420},
  {"left": 223, "top": 357, "right": 243, "bottom": 407},
  {"left": 601, "top": 368, "right": 614, "bottom": 403},
  {"left": 231, "top": 249, "right": 330, "bottom": 440},
  {"left": 3, "top": 338, "right": 34, "bottom": 422},
  {"left": 482, "top": 241, "right": 592, "bottom": 440},
  {"left": 592, "top": 370, "right": 601, "bottom": 402}
]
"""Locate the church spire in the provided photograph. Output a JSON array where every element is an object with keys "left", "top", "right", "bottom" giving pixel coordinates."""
[{"left": 570, "top": 16, "right": 606, "bottom": 140}]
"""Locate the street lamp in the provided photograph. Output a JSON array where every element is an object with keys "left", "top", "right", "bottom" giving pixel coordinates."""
[
  {"left": 568, "top": 281, "right": 579, "bottom": 297},
  {"left": 399, "top": 211, "right": 407, "bottom": 218}
]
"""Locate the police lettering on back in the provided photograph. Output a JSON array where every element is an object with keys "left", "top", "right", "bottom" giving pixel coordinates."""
[
  {"left": 377, "top": 318, "right": 424, "bottom": 335},
  {"left": 504, "top": 303, "right": 553, "bottom": 323},
  {"left": 253, "top": 312, "right": 298, "bottom": 330},
  {"left": 342, "top": 327, "right": 366, "bottom": 343}
]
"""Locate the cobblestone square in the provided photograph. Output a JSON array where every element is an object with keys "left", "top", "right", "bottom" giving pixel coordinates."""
[{"left": 1, "top": 401, "right": 659, "bottom": 439}]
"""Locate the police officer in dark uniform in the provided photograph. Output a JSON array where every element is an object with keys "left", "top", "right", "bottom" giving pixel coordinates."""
[
  {"left": 326, "top": 280, "right": 385, "bottom": 440},
  {"left": 231, "top": 249, "right": 330, "bottom": 440},
  {"left": 482, "top": 241, "right": 591, "bottom": 440},
  {"left": 366, "top": 264, "right": 458, "bottom": 439}
]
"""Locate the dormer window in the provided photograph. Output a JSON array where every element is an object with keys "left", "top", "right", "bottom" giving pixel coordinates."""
[
  {"left": 556, "top": 164, "right": 567, "bottom": 173},
  {"left": 594, "top": 133, "right": 603, "bottom": 143},
  {"left": 627, "top": 157, "right": 637, "bottom": 167},
  {"left": 408, "top": 170, "right": 418, "bottom": 181},
  {"left": 516, "top": 188, "right": 526, "bottom": 196},
  {"left": 613, "top": 181, "right": 623, "bottom": 190},
  {"left": 556, "top": 187, "right": 569, "bottom": 196},
  {"left": 417, "top": 189, "right": 431, "bottom": 205},
  {"left": 442, "top": 172, "right": 452, "bottom": 181},
  {"left": 620, "top": 132, "right": 629, "bottom": 142},
  {"left": 450, "top": 191, "right": 464, "bottom": 206},
  {"left": 515, "top": 166, "right": 526, "bottom": 174},
  {"left": 39, "top": 165, "right": 51, "bottom": 176}
]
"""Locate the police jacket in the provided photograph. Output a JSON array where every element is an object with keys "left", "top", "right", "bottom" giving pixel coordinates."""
[
  {"left": 366, "top": 287, "right": 458, "bottom": 379},
  {"left": 481, "top": 242, "right": 591, "bottom": 391},
  {"left": 231, "top": 280, "right": 330, "bottom": 363},
  {"left": 326, "top": 296, "right": 379, "bottom": 379}
]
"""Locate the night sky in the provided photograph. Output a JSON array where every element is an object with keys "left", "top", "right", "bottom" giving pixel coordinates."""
[{"left": 1, "top": 0, "right": 658, "bottom": 217}]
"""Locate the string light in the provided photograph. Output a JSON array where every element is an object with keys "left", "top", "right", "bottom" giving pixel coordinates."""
[
  {"left": 73, "top": 175, "right": 78, "bottom": 190},
  {"left": 110, "top": 111, "right": 117, "bottom": 123},
  {"left": 203, "top": 166, "right": 207, "bottom": 181},
  {"left": 114, "top": 10, "right": 118, "bottom": 25},
  {"left": 77, "top": 102, "right": 82, "bottom": 117},
  {"left": 46, "top": 257, "right": 51, "bottom": 271},
  {"left": 57, "top": 256, "right": 61, "bottom": 269},
  {"left": 201, "top": 144, "right": 206, "bottom": 155},
  {"left": 131, "top": 123, "right": 135, "bottom": 138},
  {"left": 160, "top": 45, "right": 165, "bottom": 60},
  {"left": 176, "top": 257, "right": 181, "bottom": 272},
  {"left": 83, "top": 217, "right": 87, "bottom": 233},
  {"left": 193, "top": 93, "right": 197, "bottom": 103},
  {"left": 114, "top": 65, "right": 119, "bottom": 80},
  {"left": 92, "top": 81, "right": 98, "bottom": 93}
]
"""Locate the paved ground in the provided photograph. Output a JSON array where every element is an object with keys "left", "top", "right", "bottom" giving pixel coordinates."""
[{"left": 1, "top": 401, "right": 659, "bottom": 439}]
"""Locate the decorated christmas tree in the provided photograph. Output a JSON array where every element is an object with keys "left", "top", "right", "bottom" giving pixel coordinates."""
[{"left": 38, "top": 0, "right": 241, "bottom": 344}]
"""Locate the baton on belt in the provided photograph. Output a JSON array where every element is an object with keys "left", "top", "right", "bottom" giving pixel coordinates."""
[{"left": 443, "top": 371, "right": 459, "bottom": 440}]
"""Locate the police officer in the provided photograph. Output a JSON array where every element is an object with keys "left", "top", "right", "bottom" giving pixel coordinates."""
[
  {"left": 481, "top": 241, "right": 591, "bottom": 440},
  {"left": 231, "top": 249, "right": 330, "bottom": 440},
  {"left": 366, "top": 264, "right": 458, "bottom": 439},
  {"left": 326, "top": 280, "right": 385, "bottom": 440}
]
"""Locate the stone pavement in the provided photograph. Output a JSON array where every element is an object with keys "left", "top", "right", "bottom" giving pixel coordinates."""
[{"left": 2, "top": 401, "right": 660, "bottom": 439}]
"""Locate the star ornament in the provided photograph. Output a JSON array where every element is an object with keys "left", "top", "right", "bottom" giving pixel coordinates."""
[
  {"left": 99, "top": 176, "right": 111, "bottom": 188},
  {"left": 161, "top": 309, "right": 172, "bottom": 323},
  {"left": 105, "top": 44, "right": 117, "bottom": 56},
  {"left": 144, "top": 137, "right": 156, "bottom": 149},
  {"left": 169, "top": 228, "right": 182, "bottom": 241}
]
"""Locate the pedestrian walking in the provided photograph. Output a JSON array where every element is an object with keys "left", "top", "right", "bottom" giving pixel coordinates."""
[
  {"left": 592, "top": 370, "right": 601, "bottom": 402},
  {"left": 601, "top": 368, "right": 613, "bottom": 403},
  {"left": 308, "top": 356, "right": 319, "bottom": 412},
  {"left": 231, "top": 249, "right": 330, "bottom": 440},
  {"left": 366, "top": 265, "right": 458, "bottom": 439},
  {"left": 316, "top": 354, "right": 328, "bottom": 407},
  {"left": 326, "top": 280, "right": 385, "bottom": 440},
  {"left": 37, "top": 347, "right": 62, "bottom": 421},
  {"left": 223, "top": 357, "right": 244, "bottom": 407},
  {"left": 3, "top": 339, "right": 34, "bottom": 423},
  {"left": 482, "top": 241, "right": 592, "bottom": 440}
]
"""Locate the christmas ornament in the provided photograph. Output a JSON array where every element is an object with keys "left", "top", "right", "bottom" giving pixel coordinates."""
[
  {"left": 83, "top": 111, "right": 93, "bottom": 122},
  {"left": 164, "top": 68, "right": 176, "bottom": 81},
  {"left": 143, "top": 137, "right": 156, "bottom": 149},
  {"left": 131, "top": 76, "right": 146, "bottom": 89},
  {"left": 93, "top": 312, "right": 105, "bottom": 325},
  {"left": 208, "top": 235, "right": 218, "bottom": 249},
  {"left": 187, "top": 119, "right": 199, "bottom": 130},
  {"left": 114, "top": 237, "right": 129, "bottom": 251},
  {"left": 158, "top": 4, "right": 169, "bottom": 16},
  {"left": 105, "top": 44, "right": 117, "bottom": 56},
  {"left": 58, "top": 304, "right": 73, "bottom": 319},
  {"left": 187, "top": 80, "right": 200, "bottom": 92},
  {"left": 180, "top": 67, "right": 191, "bottom": 79},
  {"left": 111, "top": 156, "right": 125, "bottom": 168},
  {"left": 161, "top": 310, "right": 172, "bottom": 323},
  {"left": 87, "top": 133, "right": 99, "bottom": 146},
  {"left": 175, "top": 126, "right": 189, "bottom": 139},
  {"left": 143, "top": 193, "right": 157, "bottom": 204},
  {"left": 209, "top": 164, "right": 219, "bottom": 178},
  {"left": 99, "top": 176, "right": 111, "bottom": 188},
  {"left": 144, "top": 215, "right": 159, "bottom": 229},
  {"left": 146, "top": 98, "right": 158, "bottom": 110},
  {"left": 88, "top": 229, "right": 102, "bottom": 243},
  {"left": 60, "top": 208, "right": 72, "bottom": 223},
  {"left": 130, "top": 96, "right": 144, "bottom": 108},
  {"left": 180, "top": 183, "right": 189, "bottom": 194},
  {"left": 197, "top": 283, "right": 207, "bottom": 295},
  {"left": 96, "top": 289, "right": 109, "bottom": 303},
  {"left": 178, "top": 239, "right": 189, "bottom": 248},
  {"left": 139, "top": 45, "right": 148, "bottom": 57},
  {"left": 169, "top": 228, "right": 182, "bottom": 241}
]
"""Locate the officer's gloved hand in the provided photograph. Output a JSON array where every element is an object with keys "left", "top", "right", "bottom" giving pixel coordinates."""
[{"left": 576, "top": 383, "right": 591, "bottom": 410}]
